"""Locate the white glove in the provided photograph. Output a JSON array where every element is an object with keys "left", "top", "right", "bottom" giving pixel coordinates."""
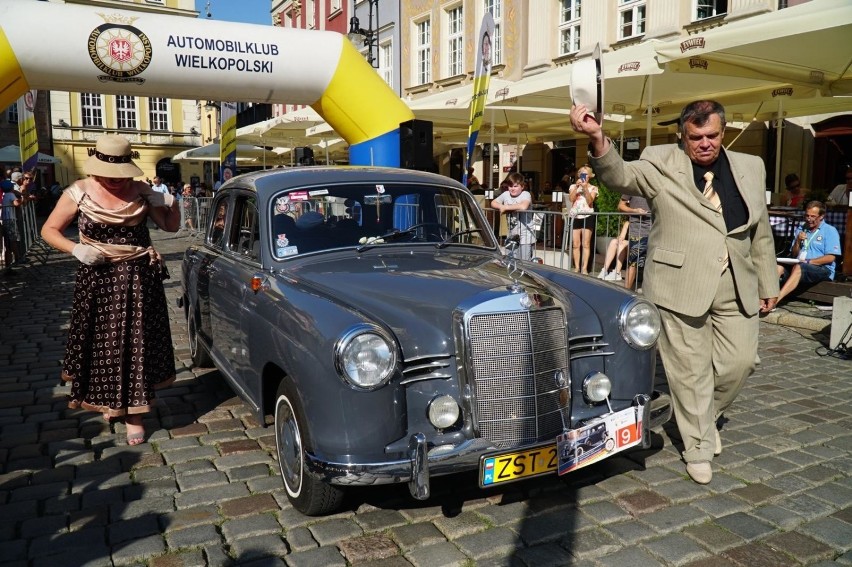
[
  {"left": 143, "top": 190, "right": 175, "bottom": 208},
  {"left": 72, "top": 243, "right": 106, "bottom": 266}
]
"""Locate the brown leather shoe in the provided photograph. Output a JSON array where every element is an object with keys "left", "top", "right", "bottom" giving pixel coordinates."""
[
  {"left": 686, "top": 461, "right": 712, "bottom": 484},
  {"left": 714, "top": 429, "right": 722, "bottom": 456}
]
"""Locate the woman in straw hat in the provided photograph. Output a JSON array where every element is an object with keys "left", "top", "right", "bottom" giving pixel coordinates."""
[{"left": 42, "top": 135, "right": 181, "bottom": 445}]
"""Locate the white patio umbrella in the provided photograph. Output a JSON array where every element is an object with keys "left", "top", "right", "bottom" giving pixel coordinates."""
[
  {"left": 235, "top": 107, "right": 325, "bottom": 147},
  {"left": 172, "top": 143, "right": 279, "bottom": 163},
  {"left": 0, "top": 144, "right": 62, "bottom": 165},
  {"left": 655, "top": 0, "right": 852, "bottom": 96}
]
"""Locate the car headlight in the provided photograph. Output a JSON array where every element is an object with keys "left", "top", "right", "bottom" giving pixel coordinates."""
[
  {"left": 618, "top": 298, "right": 661, "bottom": 350},
  {"left": 428, "top": 395, "right": 460, "bottom": 429},
  {"left": 583, "top": 372, "right": 612, "bottom": 403},
  {"left": 334, "top": 324, "right": 397, "bottom": 389}
]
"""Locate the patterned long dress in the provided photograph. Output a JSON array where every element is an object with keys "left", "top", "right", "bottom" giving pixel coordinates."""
[{"left": 61, "top": 184, "right": 175, "bottom": 417}]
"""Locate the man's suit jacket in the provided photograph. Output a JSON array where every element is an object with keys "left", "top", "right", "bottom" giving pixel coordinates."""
[{"left": 592, "top": 143, "right": 779, "bottom": 318}]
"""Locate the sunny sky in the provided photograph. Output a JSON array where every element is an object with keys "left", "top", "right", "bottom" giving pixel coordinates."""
[{"left": 194, "top": 0, "right": 271, "bottom": 25}]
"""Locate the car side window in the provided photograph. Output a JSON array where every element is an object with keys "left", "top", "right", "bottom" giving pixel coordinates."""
[
  {"left": 207, "top": 198, "right": 229, "bottom": 249},
  {"left": 232, "top": 196, "right": 260, "bottom": 261}
]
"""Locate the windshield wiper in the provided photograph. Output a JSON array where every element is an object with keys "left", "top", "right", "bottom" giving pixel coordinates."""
[
  {"left": 356, "top": 223, "right": 444, "bottom": 252},
  {"left": 436, "top": 229, "right": 484, "bottom": 249}
]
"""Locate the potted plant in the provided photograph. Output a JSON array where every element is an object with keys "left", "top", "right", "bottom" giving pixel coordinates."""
[{"left": 594, "top": 180, "right": 625, "bottom": 254}]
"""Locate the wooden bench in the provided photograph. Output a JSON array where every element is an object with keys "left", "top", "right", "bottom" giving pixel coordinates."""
[{"left": 795, "top": 279, "right": 852, "bottom": 304}]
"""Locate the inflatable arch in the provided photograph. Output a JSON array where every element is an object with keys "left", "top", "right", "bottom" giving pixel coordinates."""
[{"left": 0, "top": 1, "right": 414, "bottom": 166}]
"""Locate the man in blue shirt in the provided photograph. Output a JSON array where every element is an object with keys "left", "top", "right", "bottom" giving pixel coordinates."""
[{"left": 776, "top": 200, "right": 841, "bottom": 303}]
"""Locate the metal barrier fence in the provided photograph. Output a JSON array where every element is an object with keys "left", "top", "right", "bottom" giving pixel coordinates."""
[
  {"left": 481, "top": 207, "right": 652, "bottom": 291},
  {"left": 175, "top": 196, "right": 213, "bottom": 239},
  {"left": 1, "top": 200, "right": 52, "bottom": 274}
]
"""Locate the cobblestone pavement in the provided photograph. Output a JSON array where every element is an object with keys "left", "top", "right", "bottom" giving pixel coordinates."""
[{"left": 1, "top": 232, "right": 850, "bottom": 567}]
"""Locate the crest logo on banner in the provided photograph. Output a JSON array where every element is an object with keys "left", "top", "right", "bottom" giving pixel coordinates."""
[
  {"left": 88, "top": 14, "right": 152, "bottom": 83},
  {"left": 463, "top": 12, "right": 495, "bottom": 187}
]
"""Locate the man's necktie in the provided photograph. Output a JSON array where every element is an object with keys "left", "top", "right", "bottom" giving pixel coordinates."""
[{"left": 704, "top": 171, "right": 729, "bottom": 272}]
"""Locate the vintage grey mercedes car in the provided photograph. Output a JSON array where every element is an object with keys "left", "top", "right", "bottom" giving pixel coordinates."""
[{"left": 180, "top": 167, "right": 671, "bottom": 515}]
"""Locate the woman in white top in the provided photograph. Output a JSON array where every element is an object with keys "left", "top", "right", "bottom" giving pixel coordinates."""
[{"left": 565, "top": 165, "right": 598, "bottom": 274}]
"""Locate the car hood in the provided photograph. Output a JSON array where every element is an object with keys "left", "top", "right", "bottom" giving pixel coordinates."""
[{"left": 284, "top": 250, "right": 577, "bottom": 359}]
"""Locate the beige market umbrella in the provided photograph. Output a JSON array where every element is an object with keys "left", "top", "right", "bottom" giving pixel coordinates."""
[
  {"left": 235, "top": 107, "right": 325, "bottom": 147},
  {"left": 172, "top": 143, "right": 280, "bottom": 163},
  {"left": 655, "top": 0, "right": 852, "bottom": 96}
]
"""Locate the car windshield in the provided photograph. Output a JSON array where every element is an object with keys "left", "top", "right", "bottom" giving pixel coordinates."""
[{"left": 268, "top": 182, "right": 495, "bottom": 259}]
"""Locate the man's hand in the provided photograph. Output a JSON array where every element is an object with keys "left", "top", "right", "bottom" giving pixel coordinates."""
[
  {"left": 759, "top": 297, "right": 778, "bottom": 313},
  {"left": 570, "top": 104, "right": 608, "bottom": 156}
]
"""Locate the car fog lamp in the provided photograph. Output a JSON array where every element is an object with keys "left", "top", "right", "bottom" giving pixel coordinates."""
[
  {"left": 619, "top": 299, "right": 661, "bottom": 350},
  {"left": 336, "top": 328, "right": 396, "bottom": 389},
  {"left": 583, "top": 372, "right": 611, "bottom": 403},
  {"left": 428, "top": 395, "right": 460, "bottom": 429}
]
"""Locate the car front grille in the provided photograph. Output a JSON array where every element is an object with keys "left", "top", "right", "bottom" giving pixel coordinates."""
[{"left": 467, "top": 307, "right": 569, "bottom": 448}]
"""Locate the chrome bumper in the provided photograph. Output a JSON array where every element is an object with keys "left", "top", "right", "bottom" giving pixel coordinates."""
[{"left": 304, "top": 390, "right": 673, "bottom": 500}]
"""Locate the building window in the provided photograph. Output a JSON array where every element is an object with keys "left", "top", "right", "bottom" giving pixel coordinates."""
[
  {"left": 619, "top": 0, "right": 646, "bottom": 39},
  {"left": 379, "top": 41, "right": 393, "bottom": 89},
  {"left": 446, "top": 5, "right": 464, "bottom": 77},
  {"left": 149, "top": 97, "right": 169, "bottom": 131},
  {"left": 415, "top": 18, "right": 431, "bottom": 85},
  {"left": 696, "top": 0, "right": 727, "bottom": 20},
  {"left": 306, "top": 0, "right": 315, "bottom": 29},
  {"left": 484, "top": 0, "right": 503, "bottom": 65},
  {"left": 81, "top": 93, "right": 104, "bottom": 127},
  {"left": 7, "top": 103, "right": 18, "bottom": 124},
  {"left": 115, "top": 95, "right": 137, "bottom": 130},
  {"left": 559, "top": 0, "right": 581, "bottom": 56}
]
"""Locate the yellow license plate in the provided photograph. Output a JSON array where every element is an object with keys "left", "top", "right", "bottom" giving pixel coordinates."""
[{"left": 479, "top": 443, "right": 557, "bottom": 487}]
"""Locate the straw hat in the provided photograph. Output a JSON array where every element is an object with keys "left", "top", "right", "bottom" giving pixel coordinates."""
[{"left": 83, "top": 135, "right": 143, "bottom": 178}]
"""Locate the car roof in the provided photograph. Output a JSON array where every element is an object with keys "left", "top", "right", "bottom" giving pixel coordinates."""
[{"left": 220, "top": 166, "right": 467, "bottom": 198}]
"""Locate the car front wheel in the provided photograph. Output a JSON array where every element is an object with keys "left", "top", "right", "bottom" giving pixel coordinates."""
[{"left": 274, "top": 380, "right": 344, "bottom": 516}]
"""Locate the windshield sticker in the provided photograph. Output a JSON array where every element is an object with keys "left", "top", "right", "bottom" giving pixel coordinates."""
[
  {"left": 309, "top": 189, "right": 329, "bottom": 196},
  {"left": 376, "top": 185, "right": 385, "bottom": 194},
  {"left": 276, "top": 234, "right": 290, "bottom": 248},
  {"left": 289, "top": 191, "right": 309, "bottom": 201},
  {"left": 278, "top": 246, "right": 299, "bottom": 257},
  {"left": 275, "top": 196, "right": 291, "bottom": 213}
]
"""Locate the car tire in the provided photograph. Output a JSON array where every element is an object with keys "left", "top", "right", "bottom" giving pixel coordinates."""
[
  {"left": 605, "top": 437, "right": 615, "bottom": 452},
  {"left": 188, "top": 309, "right": 213, "bottom": 368},
  {"left": 274, "top": 380, "right": 344, "bottom": 516}
]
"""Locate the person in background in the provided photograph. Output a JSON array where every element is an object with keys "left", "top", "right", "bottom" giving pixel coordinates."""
[
  {"left": 571, "top": 99, "right": 778, "bottom": 485},
  {"left": 181, "top": 183, "right": 195, "bottom": 230},
  {"left": 491, "top": 172, "right": 535, "bottom": 260},
  {"left": 776, "top": 200, "right": 840, "bottom": 304},
  {"left": 40, "top": 135, "right": 180, "bottom": 446},
  {"left": 150, "top": 176, "right": 168, "bottom": 195},
  {"left": 1, "top": 177, "right": 23, "bottom": 273},
  {"left": 565, "top": 165, "right": 598, "bottom": 275},
  {"left": 597, "top": 220, "right": 629, "bottom": 281},
  {"left": 619, "top": 194, "right": 651, "bottom": 290},
  {"left": 827, "top": 168, "right": 852, "bottom": 207},
  {"left": 784, "top": 173, "right": 806, "bottom": 208},
  {"left": 466, "top": 167, "right": 480, "bottom": 189}
]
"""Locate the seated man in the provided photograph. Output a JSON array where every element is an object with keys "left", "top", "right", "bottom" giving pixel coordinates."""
[{"left": 776, "top": 200, "right": 841, "bottom": 303}]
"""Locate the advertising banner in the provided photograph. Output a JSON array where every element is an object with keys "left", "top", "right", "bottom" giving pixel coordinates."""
[
  {"left": 219, "top": 101, "right": 237, "bottom": 184},
  {"left": 462, "top": 13, "right": 495, "bottom": 187},
  {"left": 17, "top": 90, "right": 38, "bottom": 174}
]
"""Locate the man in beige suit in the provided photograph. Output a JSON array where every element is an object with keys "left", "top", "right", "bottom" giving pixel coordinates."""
[{"left": 570, "top": 100, "right": 779, "bottom": 484}]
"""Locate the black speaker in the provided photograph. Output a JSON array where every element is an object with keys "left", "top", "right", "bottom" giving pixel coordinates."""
[
  {"left": 295, "top": 146, "right": 314, "bottom": 165},
  {"left": 399, "top": 119, "right": 433, "bottom": 171}
]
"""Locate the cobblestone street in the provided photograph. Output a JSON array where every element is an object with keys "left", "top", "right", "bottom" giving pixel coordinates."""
[{"left": 1, "top": 232, "right": 850, "bottom": 567}]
